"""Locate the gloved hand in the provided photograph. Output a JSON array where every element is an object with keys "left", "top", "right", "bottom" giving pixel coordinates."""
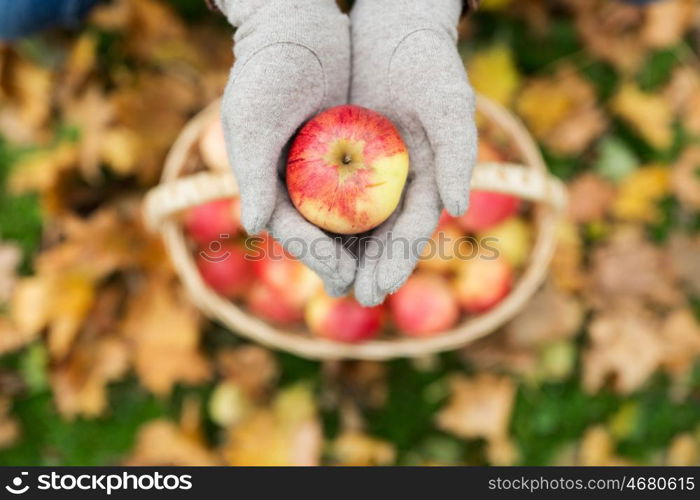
[
  {"left": 350, "top": 0, "right": 478, "bottom": 306},
  {"left": 216, "top": 0, "right": 356, "bottom": 295}
]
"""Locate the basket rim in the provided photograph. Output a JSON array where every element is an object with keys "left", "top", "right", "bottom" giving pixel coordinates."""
[{"left": 150, "top": 95, "right": 566, "bottom": 361}]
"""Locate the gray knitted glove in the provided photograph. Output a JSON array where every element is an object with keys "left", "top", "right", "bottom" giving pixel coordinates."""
[
  {"left": 351, "top": 0, "right": 477, "bottom": 306},
  {"left": 216, "top": 0, "right": 355, "bottom": 295}
]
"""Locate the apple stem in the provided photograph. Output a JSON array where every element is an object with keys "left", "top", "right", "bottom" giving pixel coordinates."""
[{"left": 342, "top": 154, "right": 352, "bottom": 165}]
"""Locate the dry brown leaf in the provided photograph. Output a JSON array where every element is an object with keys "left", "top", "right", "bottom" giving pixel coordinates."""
[
  {"left": 671, "top": 146, "right": 700, "bottom": 210},
  {"left": 659, "top": 308, "right": 700, "bottom": 379},
  {"left": 578, "top": 426, "right": 633, "bottom": 466},
  {"left": 664, "top": 66, "right": 700, "bottom": 136},
  {"left": 583, "top": 303, "right": 663, "bottom": 394},
  {"left": 461, "top": 332, "right": 539, "bottom": 377},
  {"left": 223, "top": 384, "right": 322, "bottom": 466},
  {"left": 570, "top": 0, "right": 646, "bottom": 73},
  {"left": 50, "top": 336, "right": 129, "bottom": 418},
  {"left": 216, "top": 346, "right": 278, "bottom": 401},
  {"left": 550, "top": 221, "right": 586, "bottom": 292},
  {"left": 505, "top": 283, "right": 584, "bottom": 347},
  {"left": 436, "top": 373, "right": 516, "bottom": 441},
  {"left": 666, "top": 233, "right": 700, "bottom": 295},
  {"left": 0, "top": 396, "right": 20, "bottom": 449},
  {"left": 567, "top": 173, "right": 617, "bottom": 223},
  {"left": 666, "top": 433, "right": 699, "bottom": 466},
  {"left": 612, "top": 165, "right": 670, "bottom": 223},
  {"left": 332, "top": 430, "right": 396, "bottom": 466},
  {"left": 611, "top": 84, "right": 674, "bottom": 150},
  {"left": 0, "top": 243, "right": 21, "bottom": 304},
  {"left": 125, "top": 419, "right": 221, "bottom": 466},
  {"left": 121, "top": 277, "right": 210, "bottom": 396},
  {"left": 641, "top": 0, "right": 696, "bottom": 49},
  {"left": 516, "top": 66, "right": 606, "bottom": 154},
  {"left": 8, "top": 142, "right": 78, "bottom": 195},
  {"left": 64, "top": 86, "right": 114, "bottom": 182},
  {"left": 588, "top": 225, "right": 681, "bottom": 308}
]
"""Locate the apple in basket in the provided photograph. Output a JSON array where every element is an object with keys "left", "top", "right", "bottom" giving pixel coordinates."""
[
  {"left": 305, "top": 293, "right": 384, "bottom": 343},
  {"left": 453, "top": 254, "right": 513, "bottom": 313},
  {"left": 286, "top": 105, "right": 409, "bottom": 234},
  {"left": 184, "top": 198, "right": 241, "bottom": 246},
  {"left": 196, "top": 242, "right": 253, "bottom": 299},
  {"left": 389, "top": 274, "right": 460, "bottom": 337}
]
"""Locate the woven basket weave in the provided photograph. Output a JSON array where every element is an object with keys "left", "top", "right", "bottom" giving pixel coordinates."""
[{"left": 144, "top": 95, "right": 567, "bottom": 360}]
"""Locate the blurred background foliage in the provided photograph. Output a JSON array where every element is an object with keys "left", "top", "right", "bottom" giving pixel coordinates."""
[{"left": 0, "top": 0, "right": 699, "bottom": 466}]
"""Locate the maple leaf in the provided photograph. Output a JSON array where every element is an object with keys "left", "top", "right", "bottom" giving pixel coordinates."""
[
  {"left": 50, "top": 336, "right": 129, "bottom": 418},
  {"left": 578, "top": 426, "right": 634, "bottom": 466},
  {"left": 641, "top": 0, "right": 696, "bottom": 49},
  {"left": 611, "top": 83, "right": 674, "bottom": 150},
  {"left": 215, "top": 346, "right": 279, "bottom": 401},
  {"left": 0, "top": 396, "right": 20, "bottom": 449},
  {"left": 223, "top": 384, "right": 322, "bottom": 466},
  {"left": 516, "top": 66, "right": 606, "bottom": 155},
  {"left": 664, "top": 67, "right": 700, "bottom": 136},
  {"left": 665, "top": 434, "right": 699, "bottom": 466},
  {"left": 567, "top": 173, "right": 616, "bottom": 223},
  {"left": 120, "top": 276, "right": 210, "bottom": 396},
  {"left": 583, "top": 302, "right": 663, "bottom": 394},
  {"left": 436, "top": 373, "right": 516, "bottom": 442},
  {"left": 125, "top": 419, "right": 221, "bottom": 466},
  {"left": 666, "top": 233, "right": 700, "bottom": 295},
  {"left": 331, "top": 430, "right": 396, "bottom": 466},
  {"left": 550, "top": 221, "right": 586, "bottom": 292},
  {"left": 588, "top": 225, "right": 681, "bottom": 308},
  {"left": 504, "top": 282, "right": 584, "bottom": 348}
]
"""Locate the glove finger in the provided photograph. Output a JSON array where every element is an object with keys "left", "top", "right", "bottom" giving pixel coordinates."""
[
  {"left": 268, "top": 190, "right": 356, "bottom": 297},
  {"left": 221, "top": 45, "right": 325, "bottom": 234},
  {"left": 354, "top": 171, "right": 441, "bottom": 306},
  {"left": 390, "top": 30, "right": 477, "bottom": 216}
]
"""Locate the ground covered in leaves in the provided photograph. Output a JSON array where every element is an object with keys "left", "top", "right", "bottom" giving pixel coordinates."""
[{"left": 0, "top": 0, "right": 699, "bottom": 466}]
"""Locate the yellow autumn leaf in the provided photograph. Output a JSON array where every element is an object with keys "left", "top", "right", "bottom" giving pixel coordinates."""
[
  {"left": 611, "top": 83, "right": 674, "bottom": 150},
  {"left": 612, "top": 165, "right": 670, "bottom": 222},
  {"left": 467, "top": 45, "right": 520, "bottom": 106}
]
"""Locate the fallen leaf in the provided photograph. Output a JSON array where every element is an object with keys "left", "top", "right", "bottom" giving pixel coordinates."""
[
  {"left": 120, "top": 277, "right": 210, "bottom": 396},
  {"left": 583, "top": 302, "right": 663, "bottom": 394},
  {"left": 666, "top": 433, "right": 699, "bottom": 466},
  {"left": 125, "top": 419, "right": 221, "bottom": 466},
  {"left": 505, "top": 283, "right": 583, "bottom": 347},
  {"left": 567, "top": 173, "right": 617, "bottom": 223},
  {"left": 332, "top": 430, "right": 396, "bottom": 466},
  {"left": 0, "top": 396, "right": 20, "bottom": 449},
  {"left": 50, "top": 336, "right": 129, "bottom": 418},
  {"left": 612, "top": 165, "right": 670, "bottom": 223},
  {"left": 671, "top": 146, "right": 700, "bottom": 210},
  {"left": 659, "top": 308, "right": 700, "bottom": 379},
  {"left": 223, "top": 384, "right": 322, "bottom": 466},
  {"left": 588, "top": 225, "right": 681, "bottom": 308},
  {"left": 664, "top": 67, "right": 700, "bottom": 136},
  {"left": 517, "top": 66, "right": 607, "bottom": 154},
  {"left": 0, "top": 243, "right": 21, "bottom": 304},
  {"left": 550, "top": 221, "right": 586, "bottom": 292},
  {"left": 467, "top": 44, "right": 521, "bottom": 106},
  {"left": 578, "top": 425, "right": 633, "bottom": 466},
  {"left": 611, "top": 83, "right": 674, "bottom": 150},
  {"left": 666, "top": 233, "right": 700, "bottom": 295},
  {"left": 594, "top": 137, "right": 639, "bottom": 184},
  {"left": 215, "top": 346, "right": 278, "bottom": 401},
  {"left": 436, "top": 373, "right": 516, "bottom": 441},
  {"left": 641, "top": 0, "right": 696, "bottom": 49}
]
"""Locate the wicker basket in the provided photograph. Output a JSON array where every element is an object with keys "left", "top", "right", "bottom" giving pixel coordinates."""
[{"left": 144, "top": 95, "right": 567, "bottom": 361}]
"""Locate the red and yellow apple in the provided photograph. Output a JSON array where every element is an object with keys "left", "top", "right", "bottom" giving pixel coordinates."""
[
  {"left": 197, "top": 243, "right": 253, "bottom": 298},
  {"left": 286, "top": 105, "right": 409, "bottom": 234},
  {"left": 184, "top": 198, "right": 241, "bottom": 246},
  {"left": 453, "top": 254, "right": 513, "bottom": 313},
  {"left": 418, "top": 223, "right": 468, "bottom": 273},
  {"left": 477, "top": 216, "right": 532, "bottom": 269},
  {"left": 389, "top": 274, "right": 459, "bottom": 337},
  {"left": 305, "top": 293, "right": 384, "bottom": 343},
  {"left": 247, "top": 282, "right": 305, "bottom": 325},
  {"left": 456, "top": 190, "right": 520, "bottom": 233}
]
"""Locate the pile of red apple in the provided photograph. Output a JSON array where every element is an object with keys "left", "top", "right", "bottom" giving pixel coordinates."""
[{"left": 185, "top": 112, "right": 532, "bottom": 343}]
